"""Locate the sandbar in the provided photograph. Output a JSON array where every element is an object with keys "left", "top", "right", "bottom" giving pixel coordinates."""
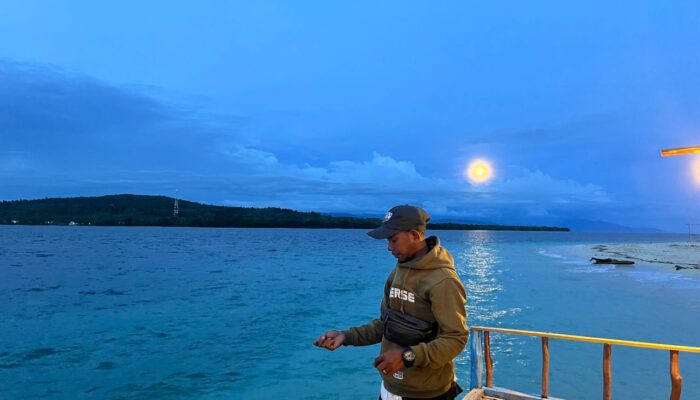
[{"left": 570, "top": 242, "right": 700, "bottom": 271}]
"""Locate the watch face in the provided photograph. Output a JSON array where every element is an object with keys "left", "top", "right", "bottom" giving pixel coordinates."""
[{"left": 403, "top": 350, "right": 415, "bottom": 362}]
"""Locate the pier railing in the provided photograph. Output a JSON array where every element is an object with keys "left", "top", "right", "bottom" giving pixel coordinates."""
[{"left": 469, "top": 326, "right": 700, "bottom": 400}]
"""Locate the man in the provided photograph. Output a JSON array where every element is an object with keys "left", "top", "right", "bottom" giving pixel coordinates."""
[{"left": 314, "top": 205, "right": 468, "bottom": 400}]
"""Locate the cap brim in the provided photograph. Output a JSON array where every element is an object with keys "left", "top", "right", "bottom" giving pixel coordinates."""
[{"left": 367, "top": 225, "right": 399, "bottom": 239}]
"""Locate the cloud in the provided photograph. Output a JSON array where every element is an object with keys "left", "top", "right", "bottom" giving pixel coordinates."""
[
  {"left": 498, "top": 169, "right": 610, "bottom": 205},
  {"left": 0, "top": 60, "right": 169, "bottom": 138},
  {"left": 0, "top": 151, "right": 35, "bottom": 174},
  {"left": 216, "top": 144, "right": 611, "bottom": 221},
  {"left": 0, "top": 59, "right": 240, "bottom": 175},
  {"left": 0, "top": 59, "right": 634, "bottom": 227}
]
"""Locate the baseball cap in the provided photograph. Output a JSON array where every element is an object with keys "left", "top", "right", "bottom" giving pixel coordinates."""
[{"left": 367, "top": 205, "right": 431, "bottom": 239}]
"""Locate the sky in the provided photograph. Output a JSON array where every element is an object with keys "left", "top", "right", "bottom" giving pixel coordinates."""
[{"left": 1, "top": 1, "right": 699, "bottom": 231}]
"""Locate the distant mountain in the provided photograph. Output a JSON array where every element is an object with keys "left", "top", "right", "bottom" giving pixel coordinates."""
[
  {"left": 430, "top": 216, "right": 495, "bottom": 225},
  {"left": 329, "top": 212, "right": 494, "bottom": 226},
  {"left": 0, "top": 194, "right": 569, "bottom": 231},
  {"left": 556, "top": 218, "right": 664, "bottom": 233},
  {"left": 326, "top": 210, "right": 663, "bottom": 233}
]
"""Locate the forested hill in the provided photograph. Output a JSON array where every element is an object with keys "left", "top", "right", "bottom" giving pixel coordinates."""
[{"left": 0, "top": 195, "right": 570, "bottom": 231}]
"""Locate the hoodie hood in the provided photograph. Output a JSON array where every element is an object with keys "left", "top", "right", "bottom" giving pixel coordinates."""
[{"left": 398, "top": 236, "right": 454, "bottom": 270}]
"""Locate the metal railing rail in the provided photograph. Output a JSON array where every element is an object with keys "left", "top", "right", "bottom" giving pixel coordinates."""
[{"left": 470, "top": 326, "right": 700, "bottom": 400}]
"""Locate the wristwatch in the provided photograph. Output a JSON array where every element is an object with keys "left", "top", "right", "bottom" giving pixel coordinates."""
[{"left": 401, "top": 347, "right": 416, "bottom": 368}]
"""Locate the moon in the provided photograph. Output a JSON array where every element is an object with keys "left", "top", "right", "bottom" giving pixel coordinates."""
[{"left": 466, "top": 160, "right": 493, "bottom": 184}]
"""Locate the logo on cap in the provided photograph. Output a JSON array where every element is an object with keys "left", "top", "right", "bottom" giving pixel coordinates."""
[{"left": 383, "top": 212, "right": 392, "bottom": 222}]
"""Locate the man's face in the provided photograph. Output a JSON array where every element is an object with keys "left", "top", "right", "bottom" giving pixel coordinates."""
[{"left": 387, "top": 231, "right": 423, "bottom": 262}]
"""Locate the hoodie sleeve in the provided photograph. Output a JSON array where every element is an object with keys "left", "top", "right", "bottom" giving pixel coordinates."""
[
  {"left": 342, "top": 269, "right": 394, "bottom": 346},
  {"left": 411, "top": 277, "right": 468, "bottom": 368}
]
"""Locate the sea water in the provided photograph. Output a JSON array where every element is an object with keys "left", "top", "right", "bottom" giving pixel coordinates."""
[{"left": 1, "top": 226, "right": 699, "bottom": 399}]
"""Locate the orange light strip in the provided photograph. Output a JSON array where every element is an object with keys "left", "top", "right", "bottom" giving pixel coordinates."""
[{"left": 661, "top": 146, "right": 700, "bottom": 157}]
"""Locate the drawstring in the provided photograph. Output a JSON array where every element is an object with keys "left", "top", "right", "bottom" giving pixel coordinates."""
[
  {"left": 388, "top": 265, "right": 412, "bottom": 312},
  {"left": 400, "top": 266, "right": 412, "bottom": 313},
  {"left": 394, "top": 242, "right": 429, "bottom": 313}
]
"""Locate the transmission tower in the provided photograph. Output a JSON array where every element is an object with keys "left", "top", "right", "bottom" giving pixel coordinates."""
[{"left": 173, "top": 190, "right": 179, "bottom": 217}]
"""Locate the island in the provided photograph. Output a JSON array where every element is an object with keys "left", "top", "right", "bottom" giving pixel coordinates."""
[{"left": 0, "top": 194, "right": 570, "bottom": 232}]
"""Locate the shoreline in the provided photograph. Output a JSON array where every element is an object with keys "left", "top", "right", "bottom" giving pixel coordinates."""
[{"left": 567, "top": 242, "right": 700, "bottom": 271}]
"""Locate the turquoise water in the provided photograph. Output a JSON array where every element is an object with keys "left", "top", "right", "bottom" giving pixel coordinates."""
[{"left": 1, "top": 226, "right": 699, "bottom": 399}]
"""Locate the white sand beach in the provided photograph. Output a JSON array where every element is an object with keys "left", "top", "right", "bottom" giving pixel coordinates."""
[{"left": 570, "top": 242, "right": 700, "bottom": 271}]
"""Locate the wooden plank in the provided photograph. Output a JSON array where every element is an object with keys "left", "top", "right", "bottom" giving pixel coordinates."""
[
  {"left": 483, "top": 386, "right": 565, "bottom": 400},
  {"left": 542, "top": 337, "right": 549, "bottom": 398},
  {"left": 463, "top": 388, "right": 484, "bottom": 400},
  {"left": 670, "top": 350, "right": 682, "bottom": 400},
  {"left": 485, "top": 331, "right": 494, "bottom": 387},
  {"left": 603, "top": 344, "right": 611, "bottom": 400}
]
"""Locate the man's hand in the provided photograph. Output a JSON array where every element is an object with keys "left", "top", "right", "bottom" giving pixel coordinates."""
[
  {"left": 374, "top": 350, "right": 404, "bottom": 376},
  {"left": 313, "top": 330, "right": 346, "bottom": 351}
]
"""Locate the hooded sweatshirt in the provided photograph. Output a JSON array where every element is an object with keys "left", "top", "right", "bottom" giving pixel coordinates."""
[{"left": 342, "top": 236, "right": 468, "bottom": 398}]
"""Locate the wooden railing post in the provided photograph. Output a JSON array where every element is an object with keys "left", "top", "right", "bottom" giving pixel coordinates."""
[
  {"left": 541, "top": 337, "right": 549, "bottom": 398},
  {"left": 603, "top": 344, "right": 612, "bottom": 400},
  {"left": 670, "top": 350, "right": 682, "bottom": 400},
  {"left": 468, "top": 326, "right": 700, "bottom": 400},
  {"left": 484, "top": 331, "right": 493, "bottom": 387}
]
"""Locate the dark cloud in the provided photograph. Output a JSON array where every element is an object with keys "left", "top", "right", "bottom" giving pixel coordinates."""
[
  {"left": 0, "top": 60, "right": 240, "bottom": 173},
  {"left": 1, "top": 61, "right": 170, "bottom": 139}
]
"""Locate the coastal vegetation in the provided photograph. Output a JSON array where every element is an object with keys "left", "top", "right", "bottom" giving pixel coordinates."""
[{"left": 0, "top": 194, "right": 570, "bottom": 231}]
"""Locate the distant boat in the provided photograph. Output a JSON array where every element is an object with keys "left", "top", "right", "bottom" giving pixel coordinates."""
[{"left": 590, "top": 257, "right": 634, "bottom": 265}]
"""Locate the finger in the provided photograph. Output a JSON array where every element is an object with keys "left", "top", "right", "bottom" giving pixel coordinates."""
[
  {"left": 373, "top": 355, "right": 383, "bottom": 367},
  {"left": 376, "top": 360, "right": 390, "bottom": 373},
  {"left": 328, "top": 339, "right": 341, "bottom": 350}
]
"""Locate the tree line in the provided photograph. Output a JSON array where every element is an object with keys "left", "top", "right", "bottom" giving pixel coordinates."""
[{"left": 0, "top": 194, "right": 569, "bottom": 231}]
